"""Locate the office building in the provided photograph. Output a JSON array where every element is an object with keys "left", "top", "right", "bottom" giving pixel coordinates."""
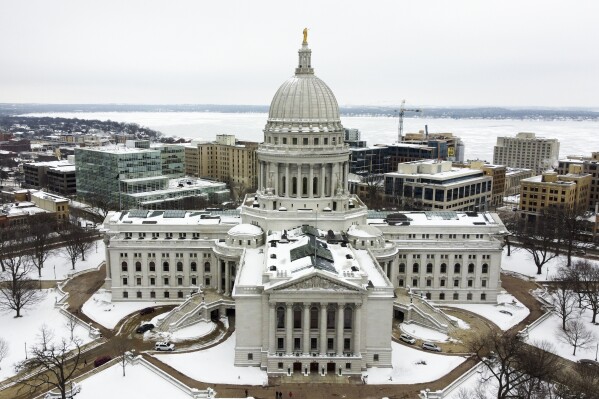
[{"left": 493, "top": 132, "right": 560, "bottom": 174}]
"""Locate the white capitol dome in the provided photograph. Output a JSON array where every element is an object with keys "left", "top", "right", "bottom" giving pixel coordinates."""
[{"left": 264, "top": 37, "right": 343, "bottom": 134}]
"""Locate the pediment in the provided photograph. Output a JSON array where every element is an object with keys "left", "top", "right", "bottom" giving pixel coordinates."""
[{"left": 270, "top": 273, "right": 362, "bottom": 293}]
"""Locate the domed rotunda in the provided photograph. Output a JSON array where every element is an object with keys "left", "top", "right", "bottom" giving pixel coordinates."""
[{"left": 244, "top": 32, "right": 367, "bottom": 231}]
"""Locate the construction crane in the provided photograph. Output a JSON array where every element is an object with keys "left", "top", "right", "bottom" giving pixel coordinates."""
[{"left": 395, "top": 100, "right": 422, "bottom": 143}]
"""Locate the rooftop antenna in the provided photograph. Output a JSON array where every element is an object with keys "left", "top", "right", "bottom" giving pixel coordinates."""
[{"left": 395, "top": 100, "right": 422, "bottom": 143}]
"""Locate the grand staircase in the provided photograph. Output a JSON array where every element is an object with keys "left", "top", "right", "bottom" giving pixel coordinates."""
[
  {"left": 156, "top": 294, "right": 206, "bottom": 332},
  {"left": 394, "top": 290, "right": 457, "bottom": 333}
]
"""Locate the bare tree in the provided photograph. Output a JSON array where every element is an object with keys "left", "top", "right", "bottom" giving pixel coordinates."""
[
  {"left": 59, "top": 224, "right": 81, "bottom": 270},
  {"left": 65, "top": 313, "right": 78, "bottom": 341},
  {"left": 570, "top": 259, "right": 599, "bottom": 324},
  {"left": 16, "top": 326, "right": 83, "bottom": 399},
  {"left": 514, "top": 211, "right": 560, "bottom": 275},
  {"left": 552, "top": 267, "right": 577, "bottom": 330},
  {"left": 553, "top": 208, "right": 587, "bottom": 267},
  {"left": 467, "top": 330, "right": 560, "bottom": 399},
  {"left": 0, "top": 249, "right": 44, "bottom": 318},
  {"left": 559, "top": 319, "right": 596, "bottom": 356},
  {"left": 111, "top": 336, "right": 129, "bottom": 377},
  {"left": 26, "top": 213, "right": 57, "bottom": 278},
  {"left": 555, "top": 360, "right": 599, "bottom": 398},
  {"left": 0, "top": 337, "right": 8, "bottom": 371}
]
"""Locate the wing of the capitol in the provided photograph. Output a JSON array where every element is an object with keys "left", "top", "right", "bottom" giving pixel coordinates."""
[{"left": 102, "top": 37, "right": 507, "bottom": 376}]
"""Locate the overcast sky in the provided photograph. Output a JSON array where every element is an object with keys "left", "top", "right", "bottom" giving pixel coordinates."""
[{"left": 1, "top": 0, "right": 597, "bottom": 107}]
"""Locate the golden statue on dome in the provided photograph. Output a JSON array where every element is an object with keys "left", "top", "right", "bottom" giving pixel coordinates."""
[{"left": 302, "top": 28, "right": 308, "bottom": 44}]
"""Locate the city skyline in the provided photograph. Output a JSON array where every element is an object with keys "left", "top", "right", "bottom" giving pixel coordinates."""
[{"left": 1, "top": 0, "right": 598, "bottom": 107}]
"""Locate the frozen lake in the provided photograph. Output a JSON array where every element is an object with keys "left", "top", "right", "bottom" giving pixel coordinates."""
[{"left": 23, "top": 112, "right": 599, "bottom": 162}]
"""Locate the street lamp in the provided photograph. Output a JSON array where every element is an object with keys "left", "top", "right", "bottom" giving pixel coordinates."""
[
  {"left": 24, "top": 342, "right": 27, "bottom": 359},
  {"left": 546, "top": 267, "right": 549, "bottom": 280},
  {"left": 53, "top": 265, "right": 56, "bottom": 280},
  {"left": 595, "top": 342, "right": 598, "bottom": 362}
]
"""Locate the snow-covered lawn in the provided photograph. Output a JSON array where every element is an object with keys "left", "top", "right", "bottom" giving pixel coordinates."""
[
  {"left": 0, "top": 289, "right": 94, "bottom": 381},
  {"left": 145, "top": 320, "right": 216, "bottom": 343},
  {"left": 400, "top": 323, "right": 449, "bottom": 342},
  {"left": 73, "top": 361, "right": 192, "bottom": 399},
  {"left": 156, "top": 332, "right": 268, "bottom": 385},
  {"left": 501, "top": 248, "right": 596, "bottom": 281},
  {"left": 527, "top": 306, "right": 599, "bottom": 362},
  {"left": 29, "top": 239, "right": 105, "bottom": 281},
  {"left": 82, "top": 289, "right": 170, "bottom": 330},
  {"left": 445, "top": 293, "right": 530, "bottom": 331},
  {"left": 363, "top": 341, "right": 467, "bottom": 384},
  {"left": 445, "top": 365, "right": 497, "bottom": 399}
]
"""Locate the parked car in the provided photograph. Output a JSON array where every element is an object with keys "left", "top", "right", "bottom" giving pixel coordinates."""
[
  {"left": 499, "top": 310, "right": 513, "bottom": 316},
  {"left": 154, "top": 342, "right": 175, "bottom": 351},
  {"left": 94, "top": 355, "right": 112, "bottom": 368},
  {"left": 422, "top": 342, "right": 442, "bottom": 352},
  {"left": 140, "top": 307, "right": 155, "bottom": 316},
  {"left": 399, "top": 333, "right": 416, "bottom": 344},
  {"left": 136, "top": 323, "right": 155, "bottom": 334}
]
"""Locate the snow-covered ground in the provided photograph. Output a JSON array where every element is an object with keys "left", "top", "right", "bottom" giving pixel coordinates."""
[
  {"left": 445, "top": 365, "right": 497, "bottom": 399},
  {"left": 527, "top": 306, "right": 599, "bottom": 362},
  {"left": 400, "top": 323, "right": 449, "bottom": 342},
  {"left": 28, "top": 239, "right": 105, "bottom": 280},
  {"left": 82, "top": 289, "right": 170, "bottom": 330},
  {"left": 156, "top": 332, "right": 268, "bottom": 385},
  {"left": 0, "top": 289, "right": 94, "bottom": 381},
  {"left": 73, "top": 361, "right": 193, "bottom": 399},
  {"left": 501, "top": 248, "right": 596, "bottom": 281},
  {"left": 445, "top": 293, "right": 530, "bottom": 331},
  {"left": 145, "top": 320, "right": 216, "bottom": 343},
  {"left": 363, "top": 341, "right": 467, "bottom": 384}
]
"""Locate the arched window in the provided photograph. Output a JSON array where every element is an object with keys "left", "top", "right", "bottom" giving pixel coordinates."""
[
  {"left": 121, "top": 262, "right": 128, "bottom": 272},
  {"left": 482, "top": 263, "right": 489, "bottom": 274},
  {"left": 440, "top": 263, "right": 447, "bottom": 273},
  {"left": 399, "top": 263, "right": 405, "bottom": 273},
  {"left": 344, "top": 307, "right": 353, "bottom": 329},
  {"left": 177, "top": 262, "right": 183, "bottom": 272},
  {"left": 293, "top": 307, "right": 302, "bottom": 329},
  {"left": 149, "top": 261, "right": 155, "bottom": 272},
  {"left": 426, "top": 263, "right": 433, "bottom": 273},
  {"left": 135, "top": 262, "right": 141, "bottom": 272},
  {"left": 292, "top": 177, "right": 297, "bottom": 195},
  {"left": 310, "top": 307, "right": 318, "bottom": 329},
  {"left": 302, "top": 177, "right": 308, "bottom": 195},
  {"left": 191, "top": 262, "right": 197, "bottom": 272},
  {"left": 276, "top": 306, "right": 285, "bottom": 329},
  {"left": 439, "top": 292, "right": 445, "bottom": 300},
  {"left": 413, "top": 263, "right": 419, "bottom": 273},
  {"left": 204, "top": 262, "right": 211, "bottom": 272},
  {"left": 454, "top": 263, "right": 461, "bottom": 273},
  {"left": 468, "top": 263, "right": 475, "bottom": 273},
  {"left": 163, "top": 262, "right": 169, "bottom": 272}
]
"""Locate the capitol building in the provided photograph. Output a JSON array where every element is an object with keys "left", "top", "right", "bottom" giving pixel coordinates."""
[{"left": 102, "top": 34, "right": 507, "bottom": 376}]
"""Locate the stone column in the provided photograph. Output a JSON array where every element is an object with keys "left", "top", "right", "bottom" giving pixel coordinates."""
[
  {"left": 309, "top": 164, "right": 314, "bottom": 198},
  {"left": 286, "top": 303, "right": 293, "bottom": 354},
  {"left": 259, "top": 161, "right": 263, "bottom": 192},
  {"left": 319, "top": 303, "right": 327, "bottom": 354},
  {"left": 216, "top": 258, "right": 223, "bottom": 294},
  {"left": 344, "top": 162, "right": 349, "bottom": 194},
  {"left": 353, "top": 304, "right": 361, "bottom": 354},
  {"left": 273, "top": 162, "right": 278, "bottom": 195},
  {"left": 297, "top": 163, "right": 302, "bottom": 197},
  {"left": 285, "top": 163, "right": 290, "bottom": 197},
  {"left": 320, "top": 164, "right": 326, "bottom": 197},
  {"left": 103, "top": 235, "right": 111, "bottom": 280},
  {"left": 269, "top": 303, "right": 276, "bottom": 354},
  {"left": 336, "top": 303, "right": 345, "bottom": 355},
  {"left": 303, "top": 303, "right": 310, "bottom": 355},
  {"left": 332, "top": 163, "right": 339, "bottom": 196},
  {"left": 224, "top": 261, "right": 231, "bottom": 296}
]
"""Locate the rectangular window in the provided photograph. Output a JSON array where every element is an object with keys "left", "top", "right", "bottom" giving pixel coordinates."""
[
  {"left": 453, "top": 279, "right": 459, "bottom": 287},
  {"left": 346, "top": 362, "right": 351, "bottom": 370},
  {"left": 277, "top": 338, "right": 284, "bottom": 350},
  {"left": 247, "top": 353, "right": 253, "bottom": 360},
  {"left": 311, "top": 338, "right": 317, "bottom": 350},
  {"left": 123, "top": 291, "right": 128, "bottom": 298},
  {"left": 344, "top": 338, "right": 351, "bottom": 351},
  {"left": 177, "top": 277, "right": 183, "bottom": 286},
  {"left": 122, "top": 277, "right": 128, "bottom": 285},
  {"left": 164, "top": 291, "right": 170, "bottom": 298},
  {"left": 327, "top": 338, "right": 334, "bottom": 351},
  {"left": 136, "top": 277, "right": 141, "bottom": 285},
  {"left": 150, "top": 277, "right": 155, "bottom": 286},
  {"left": 164, "top": 277, "right": 169, "bottom": 285},
  {"left": 373, "top": 354, "right": 379, "bottom": 361}
]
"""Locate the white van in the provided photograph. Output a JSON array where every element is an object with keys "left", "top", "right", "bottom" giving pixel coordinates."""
[{"left": 154, "top": 342, "right": 175, "bottom": 351}]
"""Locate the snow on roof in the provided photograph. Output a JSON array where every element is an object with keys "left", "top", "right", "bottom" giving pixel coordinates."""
[
  {"left": 228, "top": 223, "right": 262, "bottom": 236},
  {"left": 347, "top": 224, "right": 383, "bottom": 238}
]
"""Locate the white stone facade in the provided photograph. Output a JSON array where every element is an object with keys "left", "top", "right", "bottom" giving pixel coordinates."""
[{"left": 102, "top": 36, "right": 507, "bottom": 377}]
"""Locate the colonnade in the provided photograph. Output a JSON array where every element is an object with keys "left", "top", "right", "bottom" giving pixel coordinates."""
[
  {"left": 268, "top": 302, "right": 361, "bottom": 357},
  {"left": 258, "top": 161, "right": 350, "bottom": 197},
  {"left": 216, "top": 259, "right": 236, "bottom": 296}
]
